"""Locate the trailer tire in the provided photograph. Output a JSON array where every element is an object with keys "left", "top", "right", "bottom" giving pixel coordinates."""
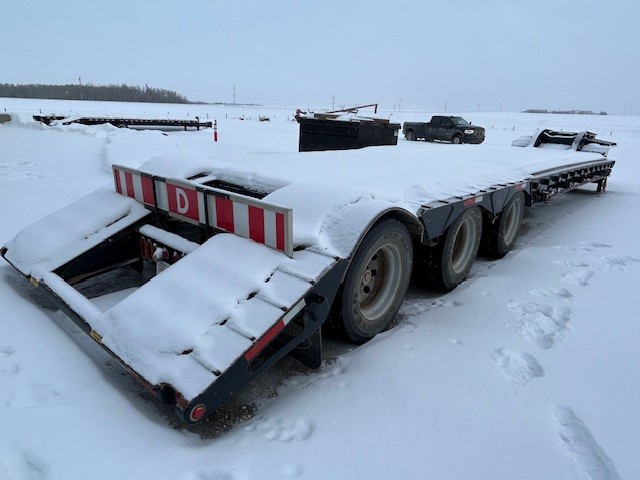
[
  {"left": 482, "top": 191, "right": 524, "bottom": 258},
  {"left": 340, "top": 220, "right": 413, "bottom": 344},
  {"left": 452, "top": 135, "right": 462, "bottom": 144},
  {"left": 405, "top": 130, "right": 416, "bottom": 141},
  {"left": 431, "top": 207, "right": 482, "bottom": 290}
]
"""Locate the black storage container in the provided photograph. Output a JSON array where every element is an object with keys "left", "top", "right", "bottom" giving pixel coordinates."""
[{"left": 297, "top": 115, "right": 400, "bottom": 152}]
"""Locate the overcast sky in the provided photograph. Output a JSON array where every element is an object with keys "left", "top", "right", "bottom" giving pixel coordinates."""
[{"left": 2, "top": 0, "right": 639, "bottom": 114}]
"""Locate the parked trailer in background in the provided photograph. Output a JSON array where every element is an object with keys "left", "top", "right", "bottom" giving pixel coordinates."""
[
  {"left": 33, "top": 114, "right": 213, "bottom": 131},
  {"left": 1, "top": 129, "right": 615, "bottom": 424}
]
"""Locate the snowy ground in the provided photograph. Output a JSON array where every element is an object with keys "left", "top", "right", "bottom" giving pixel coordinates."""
[{"left": 1, "top": 100, "right": 639, "bottom": 480}]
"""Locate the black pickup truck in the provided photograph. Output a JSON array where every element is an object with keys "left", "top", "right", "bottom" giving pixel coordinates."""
[{"left": 402, "top": 116, "right": 485, "bottom": 144}]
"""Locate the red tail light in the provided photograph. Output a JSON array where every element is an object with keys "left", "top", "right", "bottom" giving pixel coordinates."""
[
  {"left": 189, "top": 404, "right": 206, "bottom": 422},
  {"left": 145, "top": 239, "right": 154, "bottom": 260},
  {"left": 139, "top": 236, "right": 147, "bottom": 259}
]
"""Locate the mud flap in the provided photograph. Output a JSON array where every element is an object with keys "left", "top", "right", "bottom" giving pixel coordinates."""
[{"left": 290, "top": 328, "right": 323, "bottom": 369}]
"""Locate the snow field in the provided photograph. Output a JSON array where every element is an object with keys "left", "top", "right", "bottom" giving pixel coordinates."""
[{"left": 0, "top": 101, "right": 638, "bottom": 479}]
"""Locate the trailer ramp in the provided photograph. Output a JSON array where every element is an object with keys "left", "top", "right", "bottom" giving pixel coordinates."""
[
  {"left": 1, "top": 172, "right": 340, "bottom": 423},
  {"left": 99, "top": 232, "right": 337, "bottom": 401}
]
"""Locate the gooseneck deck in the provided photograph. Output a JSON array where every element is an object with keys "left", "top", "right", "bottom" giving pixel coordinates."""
[{"left": 1, "top": 129, "right": 615, "bottom": 424}]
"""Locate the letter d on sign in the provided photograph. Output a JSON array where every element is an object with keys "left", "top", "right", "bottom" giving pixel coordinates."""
[
  {"left": 167, "top": 182, "right": 199, "bottom": 222},
  {"left": 176, "top": 188, "right": 189, "bottom": 214}
]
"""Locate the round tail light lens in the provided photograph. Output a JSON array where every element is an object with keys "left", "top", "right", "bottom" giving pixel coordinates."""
[
  {"left": 146, "top": 239, "right": 154, "bottom": 261},
  {"left": 189, "top": 404, "right": 206, "bottom": 422},
  {"left": 139, "top": 237, "right": 147, "bottom": 259}
]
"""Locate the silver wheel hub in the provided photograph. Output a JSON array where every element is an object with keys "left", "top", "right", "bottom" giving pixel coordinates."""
[{"left": 357, "top": 246, "right": 403, "bottom": 322}]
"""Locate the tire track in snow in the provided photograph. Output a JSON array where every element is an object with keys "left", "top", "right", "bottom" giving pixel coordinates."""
[
  {"left": 554, "top": 405, "right": 621, "bottom": 480},
  {"left": 0, "top": 344, "right": 79, "bottom": 410},
  {"left": 493, "top": 348, "right": 544, "bottom": 385},
  {"left": 0, "top": 446, "right": 48, "bottom": 480},
  {"left": 500, "top": 239, "right": 630, "bottom": 479},
  {"left": 0, "top": 161, "right": 50, "bottom": 181},
  {"left": 507, "top": 301, "right": 571, "bottom": 349},
  {"left": 0, "top": 346, "right": 19, "bottom": 376},
  {"left": 244, "top": 416, "right": 314, "bottom": 442},
  {"left": 597, "top": 254, "right": 640, "bottom": 271},
  {"left": 181, "top": 469, "right": 244, "bottom": 480},
  {"left": 551, "top": 243, "right": 640, "bottom": 287}
]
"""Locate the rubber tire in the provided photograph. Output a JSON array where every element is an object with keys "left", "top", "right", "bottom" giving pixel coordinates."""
[
  {"left": 482, "top": 191, "right": 524, "bottom": 259},
  {"left": 452, "top": 135, "right": 462, "bottom": 144},
  {"left": 340, "top": 220, "right": 413, "bottom": 344},
  {"left": 430, "top": 207, "right": 482, "bottom": 291},
  {"left": 405, "top": 130, "right": 416, "bottom": 141}
]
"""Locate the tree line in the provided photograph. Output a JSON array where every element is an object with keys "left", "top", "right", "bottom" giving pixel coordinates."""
[
  {"left": 0, "top": 83, "right": 191, "bottom": 104},
  {"left": 523, "top": 108, "right": 608, "bottom": 115}
]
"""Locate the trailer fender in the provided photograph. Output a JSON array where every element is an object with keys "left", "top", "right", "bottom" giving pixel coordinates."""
[{"left": 317, "top": 200, "right": 420, "bottom": 281}]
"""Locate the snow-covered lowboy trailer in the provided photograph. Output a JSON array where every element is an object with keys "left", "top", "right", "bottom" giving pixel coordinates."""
[{"left": 1, "top": 129, "right": 615, "bottom": 424}]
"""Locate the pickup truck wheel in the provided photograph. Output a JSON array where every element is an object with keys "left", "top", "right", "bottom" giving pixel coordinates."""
[
  {"left": 340, "top": 220, "right": 413, "bottom": 344},
  {"left": 430, "top": 207, "right": 482, "bottom": 290},
  {"left": 482, "top": 191, "right": 524, "bottom": 258},
  {"left": 451, "top": 135, "right": 462, "bottom": 144},
  {"left": 405, "top": 130, "right": 416, "bottom": 141}
]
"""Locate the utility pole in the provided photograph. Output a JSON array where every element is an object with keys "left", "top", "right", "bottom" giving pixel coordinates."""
[
  {"left": 233, "top": 85, "right": 236, "bottom": 105},
  {"left": 444, "top": 101, "right": 447, "bottom": 112},
  {"left": 332, "top": 96, "right": 335, "bottom": 110},
  {"left": 399, "top": 98, "right": 401, "bottom": 112}
]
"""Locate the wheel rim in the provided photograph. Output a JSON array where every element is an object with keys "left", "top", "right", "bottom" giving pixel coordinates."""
[
  {"left": 453, "top": 136, "right": 461, "bottom": 144},
  {"left": 357, "top": 244, "right": 403, "bottom": 322},
  {"left": 450, "top": 217, "right": 476, "bottom": 273},
  {"left": 503, "top": 199, "right": 522, "bottom": 245}
]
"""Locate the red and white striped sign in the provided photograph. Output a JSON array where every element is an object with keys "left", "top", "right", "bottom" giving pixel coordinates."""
[
  {"left": 113, "top": 167, "right": 155, "bottom": 206},
  {"left": 205, "top": 195, "right": 287, "bottom": 252},
  {"left": 112, "top": 165, "right": 293, "bottom": 257}
]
